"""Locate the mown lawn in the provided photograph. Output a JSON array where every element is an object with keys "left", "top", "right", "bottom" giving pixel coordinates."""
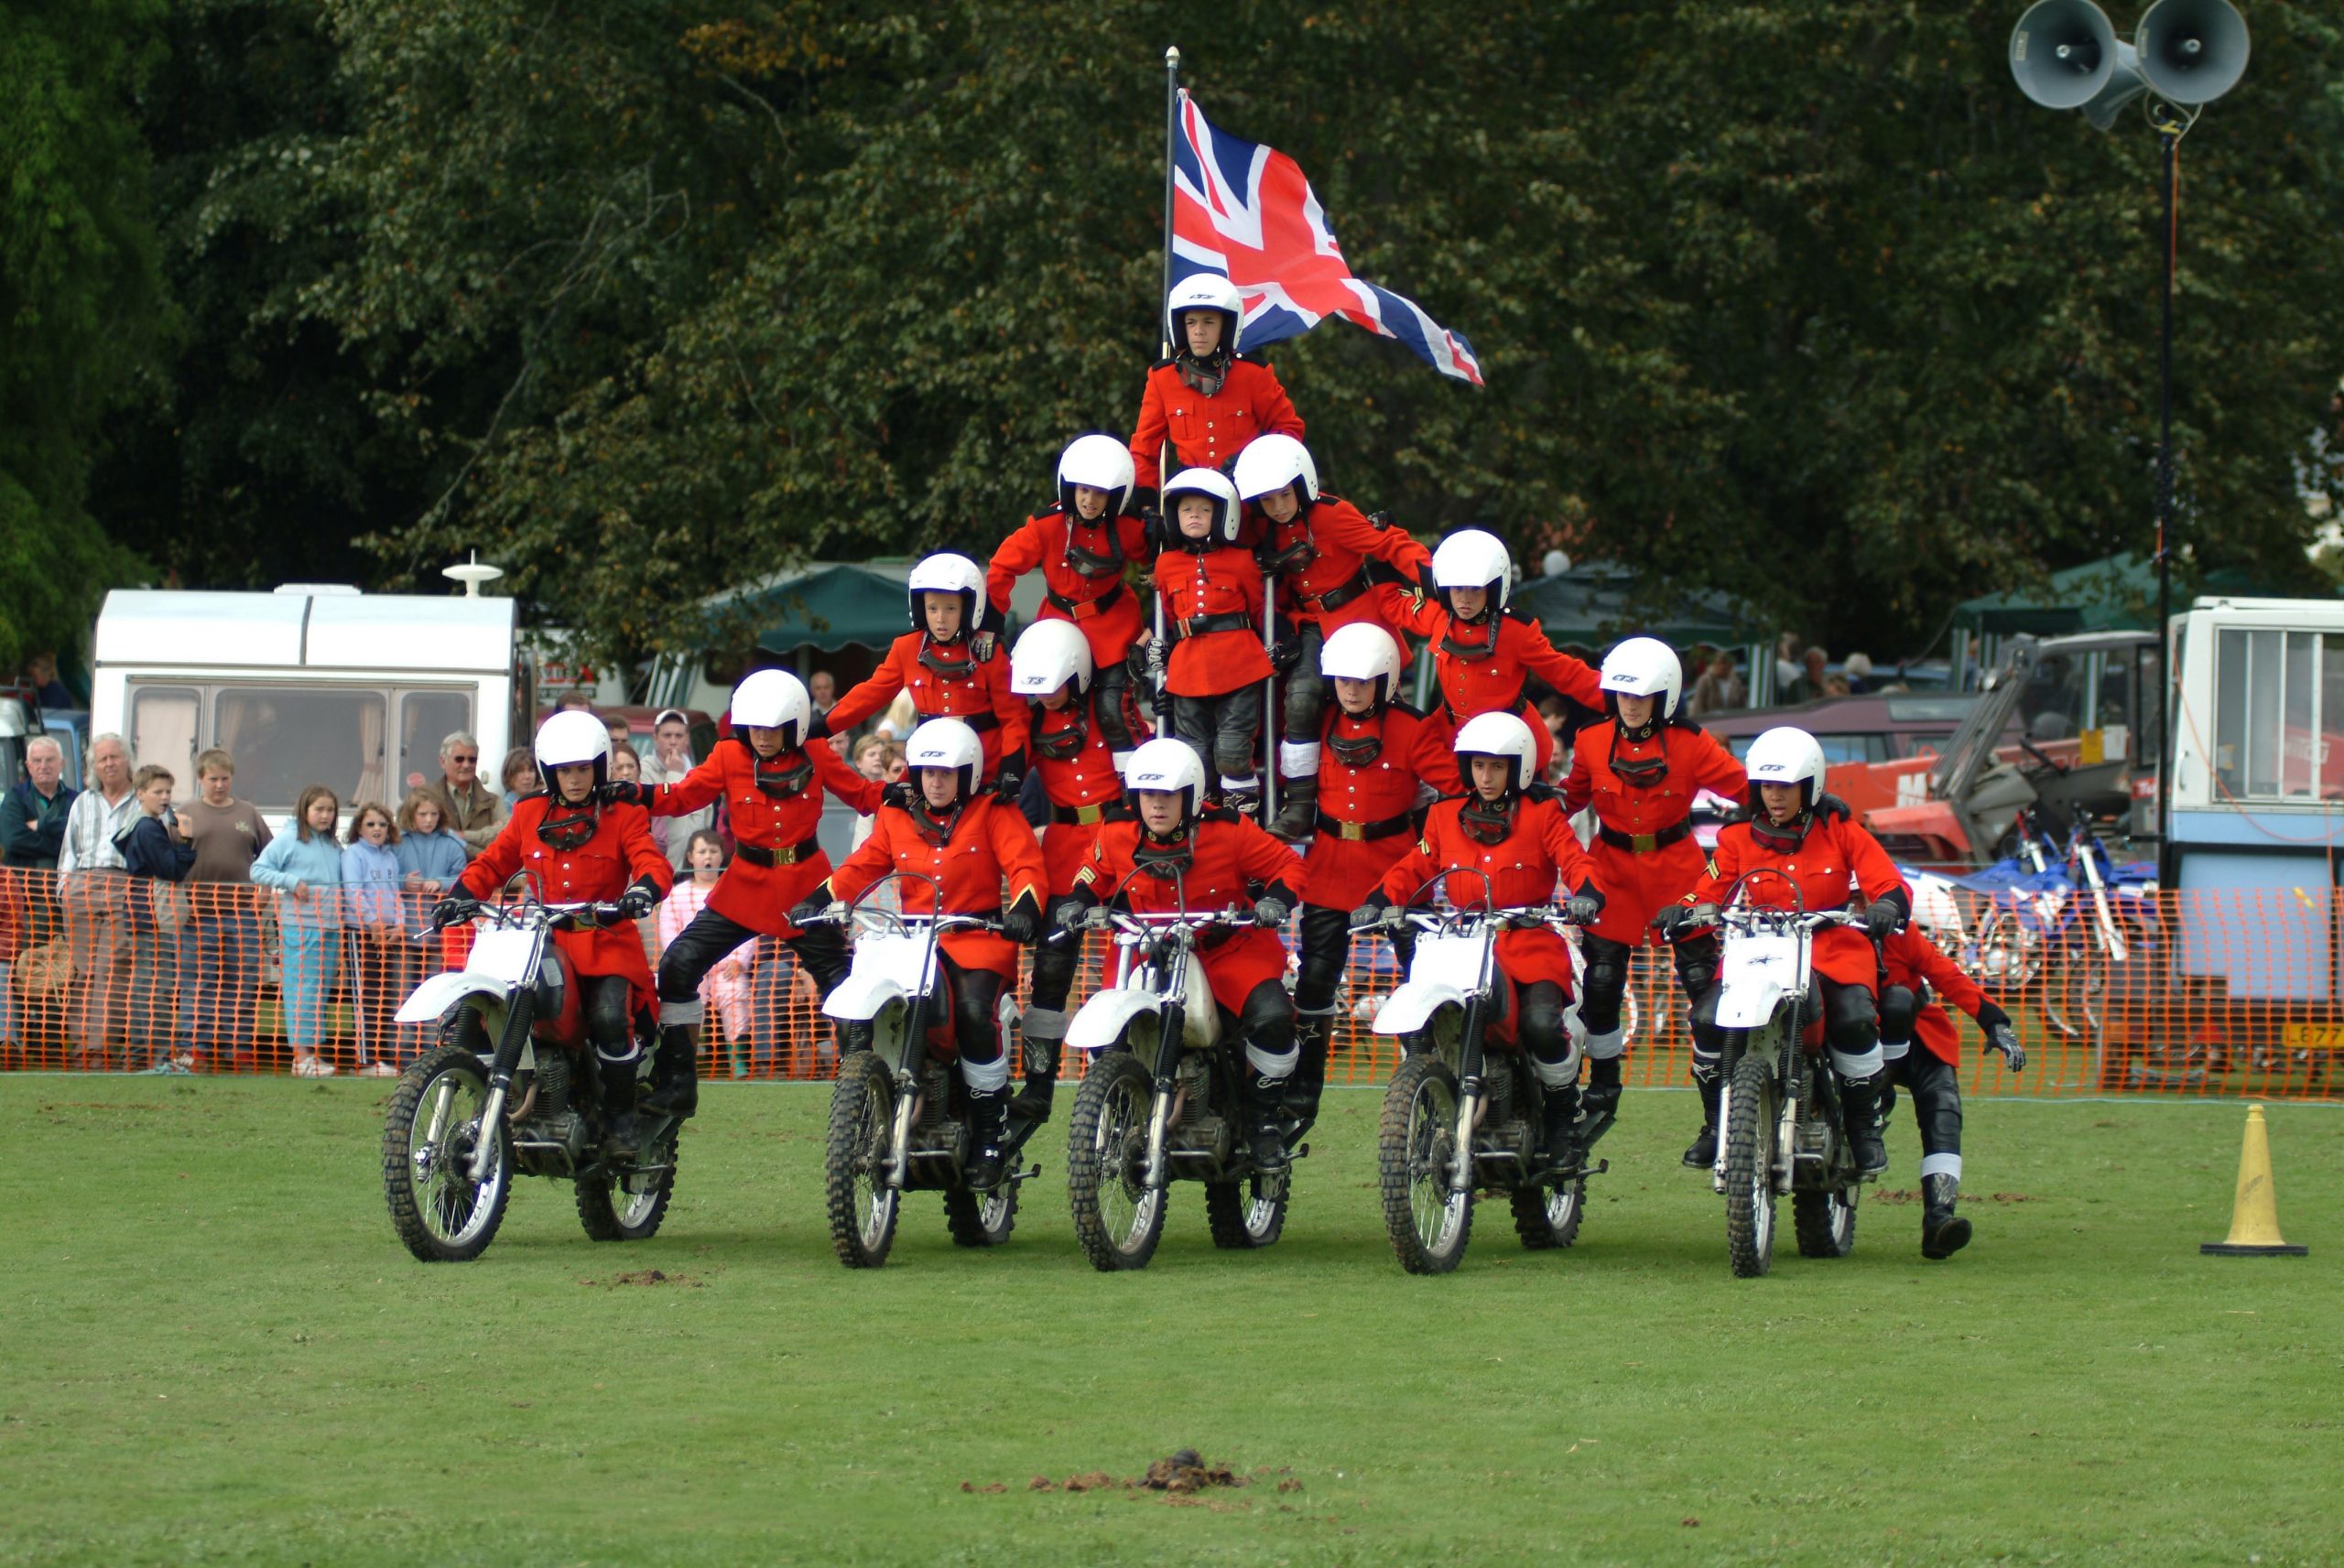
[{"left": 4, "top": 1077, "right": 2339, "bottom": 1567}]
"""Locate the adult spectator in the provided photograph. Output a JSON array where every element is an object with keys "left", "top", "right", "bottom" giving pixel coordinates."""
[
  {"left": 1688, "top": 651, "right": 1747, "bottom": 717},
  {"left": 425, "top": 732, "right": 505, "bottom": 858},
  {"left": 121, "top": 764, "right": 198, "bottom": 1072},
  {"left": 27, "top": 651, "right": 75, "bottom": 712},
  {"left": 177, "top": 748, "right": 272, "bottom": 1071},
  {"left": 1788, "top": 645, "right": 1830, "bottom": 704},
  {"left": 605, "top": 712, "right": 634, "bottom": 757},
  {"left": 609, "top": 745, "right": 641, "bottom": 784},
  {"left": 4, "top": 736, "right": 75, "bottom": 869},
  {"left": 1841, "top": 651, "right": 1875, "bottom": 695},
  {"left": 56, "top": 734, "right": 138, "bottom": 1061},
  {"left": 554, "top": 691, "right": 596, "bottom": 712},
  {"left": 499, "top": 746, "right": 539, "bottom": 806},
  {"left": 1773, "top": 631, "right": 1804, "bottom": 695},
  {"left": 643, "top": 708, "right": 711, "bottom": 873},
  {"left": 808, "top": 670, "right": 837, "bottom": 710}
]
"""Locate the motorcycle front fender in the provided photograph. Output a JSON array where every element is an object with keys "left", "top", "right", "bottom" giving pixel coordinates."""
[
  {"left": 823, "top": 972, "right": 909, "bottom": 1025},
  {"left": 1068, "top": 987, "right": 1159, "bottom": 1053},
  {"left": 1714, "top": 977, "right": 1791, "bottom": 1031},
  {"left": 396, "top": 971, "right": 514, "bottom": 1027},
  {"left": 1372, "top": 981, "right": 1469, "bottom": 1037}
]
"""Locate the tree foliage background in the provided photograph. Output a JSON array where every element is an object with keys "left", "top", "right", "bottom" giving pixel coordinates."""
[{"left": 11, "top": 0, "right": 2344, "bottom": 676}]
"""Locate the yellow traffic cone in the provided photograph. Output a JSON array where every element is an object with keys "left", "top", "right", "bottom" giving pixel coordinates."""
[{"left": 2201, "top": 1104, "right": 2308, "bottom": 1257}]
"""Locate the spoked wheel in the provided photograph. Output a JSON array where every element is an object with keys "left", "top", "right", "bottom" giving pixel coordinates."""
[
  {"left": 1972, "top": 908, "right": 2056, "bottom": 1028},
  {"left": 578, "top": 1138, "right": 678, "bottom": 1241},
  {"left": 1793, "top": 1182, "right": 1858, "bottom": 1258},
  {"left": 2070, "top": 940, "right": 2110, "bottom": 1039},
  {"left": 1722, "top": 1051, "right": 1778, "bottom": 1278},
  {"left": 1511, "top": 1176, "right": 1586, "bottom": 1250},
  {"left": 943, "top": 1182, "right": 1020, "bottom": 1248},
  {"left": 1378, "top": 1053, "right": 1472, "bottom": 1274},
  {"left": 1205, "top": 1168, "right": 1289, "bottom": 1249},
  {"left": 382, "top": 1040, "right": 512, "bottom": 1262},
  {"left": 1067, "top": 1051, "right": 1166, "bottom": 1271},
  {"left": 825, "top": 1051, "right": 900, "bottom": 1269}
]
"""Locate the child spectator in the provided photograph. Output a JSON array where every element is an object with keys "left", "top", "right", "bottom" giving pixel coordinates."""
[
  {"left": 500, "top": 746, "right": 540, "bottom": 806},
  {"left": 656, "top": 830, "right": 754, "bottom": 1073},
  {"left": 250, "top": 785, "right": 344, "bottom": 1076},
  {"left": 177, "top": 748, "right": 271, "bottom": 1071},
  {"left": 341, "top": 801, "right": 406, "bottom": 1076},
  {"left": 609, "top": 745, "right": 642, "bottom": 784},
  {"left": 393, "top": 789, "right": 468, "bottom": 899},
  {"left": 121, "top": 764, "right": 197, "bottom": 1072},
  {"left": 1146, "top": 467, "right": 1273, "bottom": 812}
]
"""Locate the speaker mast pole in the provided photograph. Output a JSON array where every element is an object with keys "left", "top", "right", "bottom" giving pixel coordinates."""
[
  {"left": 2153, "top": 101, "right": 2182, "bottom": 886},
  {"left": 1151, "top": 46, "right": 1180, "bottom": 725}
]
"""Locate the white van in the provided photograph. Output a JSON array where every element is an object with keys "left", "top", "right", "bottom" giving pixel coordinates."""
[{"left": 91, "top": 586, "right": 524, "bottom": 829}]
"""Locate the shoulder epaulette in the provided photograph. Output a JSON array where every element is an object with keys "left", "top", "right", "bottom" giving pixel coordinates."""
[
  {"left": 1503, "top": 604, "right": 1541, "bottom": 627},
  {"left": 1150, "top": 355, "right": 1178, "bottom": 371},
  {"left": 1199, "top": 806, "right": 1243, "bottom": 825},
  {"left": 1037, "top": 500, "right": 1068, "bottom": 519},
  {"left": 1388, "top": 698, "right": 1428, "bottom": 722}
]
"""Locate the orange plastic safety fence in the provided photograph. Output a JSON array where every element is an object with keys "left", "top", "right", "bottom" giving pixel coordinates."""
[{"left": 0, "top": 867, "right": 2331, "bottom": 1101}]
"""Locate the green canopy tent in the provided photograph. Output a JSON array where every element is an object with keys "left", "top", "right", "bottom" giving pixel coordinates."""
[
  {"left": 742, "top": 563, "right": 925, "bottom": 655},
  {"left": 1950, "top": 551, "right": 2312, "bottom": 687}
]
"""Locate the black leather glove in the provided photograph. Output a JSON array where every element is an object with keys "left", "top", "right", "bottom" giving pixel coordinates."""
[
  {"left": 614, "top": 877, "right": 659, "bottom": 922},
  {"left": 993, "top": 762, "right": 1026, "bottom": 804},
  {"left": 429, "top": 894, "right": 477, "bottom": 930},
  {"left": 1654, "top": 902, "right": 1713, "bottom": 939},
  {"left": 1051, "top": 897, "right": 1091, "bottom": 934},
  {"left": 1138, "top": 503, "right": 1165, "bottom": 551},
  {"left": 1268, "top": 638, "right": 1303, "bottom": 676},
  {"left": 1564, "top": 884, "right": 1604, "bottom": 925},
  {"left": 1367, "top": 509, "right": 1396, "bottom": 532},
  {"left": 1863, "top": 901, "right": 1903, "bottom": 940},
  {"left": 1350, "top": 901, "right": 1395, "bottom": 933},
  {"left": 802, "top": 709, "right": 830, "bottom": 742},
  {"left": 880, "top": 780, "right": 912, "bottom": 810},
  {"left": 1976, "top": 1000, "right": 2025, "bottom": 1072},
  {"left": 1812, "top": 791, "right": 1853, "bottom": 823},
  {"left": 787, "top": 892, "right": 834, "bottom": 928},
  {"left": 971, "top": 630, "right": 996, "bottom": 662},
  {"left": 596, "top": 780, "right": 646, "bottom": 806},
  {"left": 1524, "top": 780, "right": 1558, "bottom": 805},
  {"left": 1253, "top": 895, "right": 1291, "bottom": 929},
  {"left": 1001, "top": 893, "right": 1040, "bottom": 946}
]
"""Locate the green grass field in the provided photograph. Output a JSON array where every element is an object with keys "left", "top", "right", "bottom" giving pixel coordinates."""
[{"left": 4, "top": 1078, "right": 2339, "bottom": 1567}]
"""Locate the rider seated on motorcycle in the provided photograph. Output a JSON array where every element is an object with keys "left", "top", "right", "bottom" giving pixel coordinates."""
[
  {"left": 1353, "top": 710, "right": 1607, "bottom": 1178},
  {"left": 443, "top": 711, "right": 672, "bottom": 1154},
  {"left": 791, "top": 719, "right": 1048, "bottom": 1194},
  {"left": 1874, "top": 918, "right": 2024, "bottom": 1260},
  {"left": 1658, "top": 725, "right": 1909, "bottom": 1177},
  {"left": 1054, "top": 738, "right": 1307, "bottom": 1172}
]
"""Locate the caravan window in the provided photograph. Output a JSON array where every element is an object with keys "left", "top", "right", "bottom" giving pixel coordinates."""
[
  {"left": 128, "top": 686, "right": 201, "bottom": 794},
  {"left": 213, "top": 687, "right": 389, "bottom": 810},
  {"left": 396, "top": 690, "right": 474, "bottom": 796},
  {"left": 2213, "top": 629, "right": 2344, "bottom": 801}
]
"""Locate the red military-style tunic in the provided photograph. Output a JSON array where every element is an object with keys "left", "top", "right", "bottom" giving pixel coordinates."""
[
  {"left": 985, "top": 504, "right": 1151, "bottom": 668},
  {"left": 1070, "top": 810, "right": 1303, "bottom": 1015},
  {"left": 1129, "top": 356, "right": 1304, "bottom": 493},
  {"left": 1691, "top": 815, "right": 1905, "bottom": 992},
  {"left": 1255, "top": 495, "right": 1432, "bottom": 638},
  {"left": 1880, "top": 925, "right": 1989, "bottom": 1067},
  {"left": 458, "top": 795, "right": 673, "bottom": 1018},
  {"left": 1029, "top": 691, "right": 1146, "bottom": 894},
  {"left": 1300, "top": 702, "right": 1460, "bottom": 912},
  {"left": 1376, "top": 586, "right": 1603, "bottom": 779},
  {"left": 1379, "top": 795, "right": 1602, "bottom": 1004},
  {"left": 1154, "top": 545, "right": 1273, "bottom": 697},
  {"left": 825, "top": 795, "right": 1047, "bottom": 984},
  {"left": 1563, "top": 719, "right": 1747, "bottom": 947},
  {"left": 823, "top": 631, "right": 1030, "bottom": 782},
  {"left": 646, "top": 737, "right": 883, "bottom": 935}
]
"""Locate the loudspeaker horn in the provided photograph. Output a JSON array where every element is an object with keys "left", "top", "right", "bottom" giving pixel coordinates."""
[
  {"left": 2010, "top": 0, "right": 2119, "bottom": 110},
  {"left": 2137, "top": 0, "right": 2251, "bottom": 105}
]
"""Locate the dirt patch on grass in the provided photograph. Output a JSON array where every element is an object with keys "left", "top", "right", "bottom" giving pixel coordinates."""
[
  {"left": 996, "top": 1451, "right": 1254, "bottom": 1499},
  {"left": 581, "top": 1269, "right": 702, "bottom": 1288},
  {"left": 1872, "top": 1188, "right": 2040, "bottom": 1206}
]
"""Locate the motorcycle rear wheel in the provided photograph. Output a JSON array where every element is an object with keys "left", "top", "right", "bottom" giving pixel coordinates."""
[
  {"left": 1511, "top": 1177, "right": 1585, "bottom": 1250},
  {"left": 1792, "top": 1182, "right": 1858, "bottom": 1258},
  {"left": 943, "top": 1182, "right": 1020, "bottom": 1248},
  {"left": 1066, "top": 1050, "right": 1165, "bottom": 1271},
  {"left": 382, "top": 1039, "right": 512, "bottom": 1263},
  {"left": 1723, "top": 1051, "right": 1777, "bottom": 1278},
  {"left": 825, "top": 1051, "right": 899, "bottom": 1269},
  {"left": 1205, "top": 1168, "right": 1288, "bottom": 1249},
  {"left": 578, "top": 1139, "right": 678, "bottom": 1242},
  {"left": 1379, "top": 1053, "right": 1472, "bottom": 1274}
]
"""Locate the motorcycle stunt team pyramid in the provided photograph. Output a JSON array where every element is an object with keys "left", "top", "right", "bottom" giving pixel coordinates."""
[{"left": 440, "top": 276, "right": 2028, "bottom": 1259}]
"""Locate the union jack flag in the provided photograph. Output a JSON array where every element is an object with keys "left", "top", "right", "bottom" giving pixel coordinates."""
[{"left": 1171, "top": 90, "right": 1482, "bottom": 386}]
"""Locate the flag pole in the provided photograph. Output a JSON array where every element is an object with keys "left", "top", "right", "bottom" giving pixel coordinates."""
[{"left": 1150, "top": 46, "right": 1179, "bottom": 727}]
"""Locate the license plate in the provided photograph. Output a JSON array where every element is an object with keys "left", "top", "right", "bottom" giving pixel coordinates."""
[{"left": 2281, "top": 1023, "right": 2344, "bottom": 1052}]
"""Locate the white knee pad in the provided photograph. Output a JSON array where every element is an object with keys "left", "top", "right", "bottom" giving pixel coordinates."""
[
  {"left": 1830, "top": 1045, "right": 1885, "bottom": 1080},
  {"left": 659, "top": 998, "right": 705, "bottom": 1027},
  {"left": 1245, "top": 1042, "right": 1299, "bottom": 1079},
  {"left": 1919, "top": 1152, "right": 1962, "bottom": 1181},
  {"left": 959, "top": 1053, "right": 1010, "bottom": 1093},
  {"left": 1021, "top": 1005, "right": 1069, "bottom": 1043},
  {"left": 1582, "top": 1026, "right": 1626, "bottom": 1062},
  {"left": 1220, "top": 773, "right": 1259, "bottom": 795},
  {"left": 1879, "top": 1036, "right": 1910, "bottom": 1062},
  {"left": 598, "top": 1044, "right": 645, "bottom": 1071},
  {"left": 1531, "top": 1045, "right": 1582, "bottom": 1089},
  {"left": 1279, "top": 741, "right": 1322, "bottom": 779}
]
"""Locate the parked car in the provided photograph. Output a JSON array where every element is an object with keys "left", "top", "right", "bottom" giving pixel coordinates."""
[{"left": 1699, "top": 692, "right": 2003, "bottom": 765}]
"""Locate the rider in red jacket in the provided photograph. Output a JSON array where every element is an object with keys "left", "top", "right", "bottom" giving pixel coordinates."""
[
  {"left": 1876, "top": 923, "right": 2024, "bottom": 1259},
  {"left": 1144, "top": 468, "right": 1275, "bottom": 816},
  {"left": 1128, "top": 275, "right": 1304, "bottom": 501}
]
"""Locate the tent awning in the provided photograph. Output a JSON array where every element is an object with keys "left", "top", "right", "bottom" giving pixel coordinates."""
[
  {"left": 1952, "top": 550, "right": 2317, "bottom": 638},
  {"left": 714, "top": 560, "right": 1046, "bottom": 654},
  {"left": 1510, "top": 563, "right": 1757, "bottom": 650}
]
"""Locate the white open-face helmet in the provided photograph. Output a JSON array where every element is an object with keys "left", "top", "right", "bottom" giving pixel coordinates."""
[
  {"left": 1162, "top": 467, "right": 1243, "bottom": 546},
  {"left": 1057, "top": 434, "right": 1134, "bottom": 520},
  {"left": 1744, "top": 726, "right": 1828, "bottom": 813},
  {"left": 1601, "top": 636, "right": 1684, "bottom": 721},
  {"left": 904, "top": 718, "right": 983, "bottom": 806},
  {"left": 535, "top": 709, "right": 613, "bottom": 789},
  {"left": 1166, "top": 274, "right": 1243, "bottom": 350},
  {"left": 1431, "top": 529, "right": 1513, "bottom": 614},
  {"left": 1123, "top": 737, "right": 1208, "bottom": 826},
  {"left": 1453, "top": 710, "right": 1539, "bottom": 796},
  {"left": 1232, "top": 433, "right": 1319, "bottom": 508},
  {"left": 731, "top": 668, "right": 811, "bottom": 747},
  {"left": 1010, "top": 619, "right": 1094, "bottom": 700},
  {"left": 906, "top": 552, "right": 986, "bottom": 637},
  {"left": 1320, "top": 622, "right": 1405, "bottom": 714}
]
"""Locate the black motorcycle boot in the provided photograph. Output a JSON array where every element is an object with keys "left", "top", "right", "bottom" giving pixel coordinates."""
[
  {"left": 962, "top": 1085, "right": 1010, "bottom": 1193},
  {"left": 1246, "top": 1072, "right": 1292, "bottom": 1173},
  {"left": 643, "top": 1025, "right": 700, "bottom": 1119},
  {"left": 1539, "top": 1082, "right": 1585, "bottom": 1177},
  {"left": 1682, "top": 1070, "right": 1722, "bottom": 1169},
  {"left": 1268, "top": 771, "right": 1318, "bottom": 841},
  {"left": 1008, "top": 1011, "right": 1064, "bottom": 1127},
  {"left": 1286, "top": 1011, "right": 1332, "bottom": 1126},
  {"left": 1921, "top": 1173, "right": 1972, "bottom": 1260},
  {"left": 600, "top": 1054, "right": 645, "bottom": 1158},
  {"left": 1578, "top": 1056, "right": 1623, "bottom": 1149},
  {"left": 1839, "top": 1072, "right": 1889, "bottom": 1176}
]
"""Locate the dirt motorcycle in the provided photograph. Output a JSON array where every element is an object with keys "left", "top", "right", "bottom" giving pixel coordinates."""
[
  {"left": 1676, "top": 871, "right": 1872, "bottom": 1278},
  {"left": 380, "top": 893, "right": 680, "bottom": 1263},
  {"left": 810, "top": 873, "right": 1037, "bottom": 1269},
  {"left": 1364, "top": 877, "right": 1600, "bottom": 1275},
  {"left": 1060, "top": 883, "right": 1306, "bottom": 1271}
]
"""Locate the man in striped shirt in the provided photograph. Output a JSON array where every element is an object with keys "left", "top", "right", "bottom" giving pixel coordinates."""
[{"left": 57, "top": 734, "right": 140, "bottom": 1060}]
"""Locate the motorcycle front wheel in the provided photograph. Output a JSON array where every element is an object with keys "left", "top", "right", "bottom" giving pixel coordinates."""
[
  {"left": 1066, "top": 1050, "right": 1166, "bottom": 1271},
  {"left": 382, "top": 1041, "right": 512, "bottom": 1263},
  {"left": 578, "top": 1139, "right": 678, "bottom": 1242},
  {"left": 1205, "top": 1168, "right": 1288, "bottom": 1249},
  {"left": 825, "top": 1051, "right": 900, "bottom": 1269},
  {"left": 1379, "top": 1053, "right": 1472, "bottom": 1274},
  {"left": 1722, "top": 1051, "right": 1778, "bottom": 1278}
]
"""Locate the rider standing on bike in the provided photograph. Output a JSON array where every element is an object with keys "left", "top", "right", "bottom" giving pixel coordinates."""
[
  {"left": 1663, "top": 726, "right": 1908, "bottom": 1177},
  {"left": 1230, "top": 434, "right": 1432, "bottom": 840},
  {"left": 812, "top": 553, "right": 1030, "bottom": 794},
  {"left": 1128, "top": 276, "right": 1305, "bottom": 503},
  {"left": 602, "top": 670, "right": 883, "bottom": 1105},
  {"left": 794, "top": 719, "right": 1048, "bottom": 1194},
  {"left": 445, "top": 712, "right": 671, "bottom": 1153},
  {"left": 1875, "top": 921, "right": 2024, "bottom": 1259},
  {"left": 1289, "top": 623, "right": 1460, "bottom": 1128},
  {"left": 1563, "top": 637, "right": 1748, "bottom": 1159},
  {"left": 1056, "top": 738, "right": 1306, "bottom": 1171},
  {"left": 985, "top": 435, "right": 1151, "bottom": 768},
  {"left": 1004, "top": 620, "right": 1146, "bottom": 1126},
  {"left": 1357, "top": 711, "right": 1606, "bottom": 1176}
]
